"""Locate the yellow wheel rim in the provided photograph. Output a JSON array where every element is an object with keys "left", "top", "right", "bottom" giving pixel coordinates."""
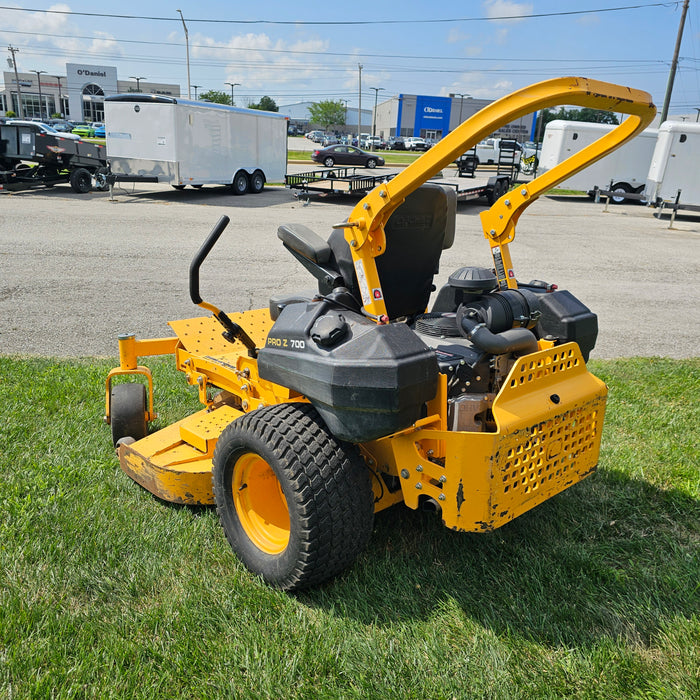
[{"left": 232, "top": 453, "right": 290, "bottom": 555}]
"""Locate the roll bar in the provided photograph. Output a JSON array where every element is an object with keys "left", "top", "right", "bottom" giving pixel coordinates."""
[{"left": 341, "top": 77, "right": 656, "bottom": 315}]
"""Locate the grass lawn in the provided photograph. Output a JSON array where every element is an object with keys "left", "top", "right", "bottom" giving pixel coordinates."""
[{"left": 0, "top": 355, "right": 698, "bottom": 698}]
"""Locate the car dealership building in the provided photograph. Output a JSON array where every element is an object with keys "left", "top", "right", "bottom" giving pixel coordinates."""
[{"left": 0, "top": 63, "right": 179, "bottom": 121}]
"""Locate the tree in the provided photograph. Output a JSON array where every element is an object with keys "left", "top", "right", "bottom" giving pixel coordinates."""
[
  {"left": 534, "top": 107, "right": 619, "bottom": 142},
  {"left": 307, "top": 100, "right": 346, "bottom": 131},
  {"left": 198, "top": 90, "right": 231, "bottom": 105},
  {"left": 248, "top": 96, "right": 278, "bottom": 112}
]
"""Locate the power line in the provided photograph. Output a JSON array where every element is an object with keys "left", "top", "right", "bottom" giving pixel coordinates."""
[{"left": 0, "top": 3, "right": 673, "bottom": 25}]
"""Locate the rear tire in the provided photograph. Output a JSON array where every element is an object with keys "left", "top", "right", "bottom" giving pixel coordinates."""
[
  {"left": 69, "top": 167, "right": 92, "bottom": 194},
  {"left": 232, "top": 171, "right": 249, "bottom": 195},
  {"left": 212, "top": 403, "right": 374, "bottom": 590},
  {"left": 110, "top": 383, "right": 148, "bottom": 446},
  {"left": 323, "top": 157, "right": 335, "bottom": 167},
  {"left": 250, "top": 171, "right": 265, "bottom": 194}
]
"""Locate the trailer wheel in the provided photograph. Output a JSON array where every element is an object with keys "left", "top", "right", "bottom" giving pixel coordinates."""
[
  {"left": 232, "top": 171, "right": 249, "bottom": 195},
  {"left": 110, "top": 383, "right": 148, "bottom": 446},
  {"left": 69, "top": 167, "right": 92, "bottom": 194},
  {"left": 323, "top": 156, "right": 335, "bottom": 167},
  {"left": 212, "top": 403, "right": 374, "bottom": 590},
  {"left": 250, "top": 171, "right": 265, "bottom": 194},
  {"left": 610, "top": 182, "right": 631, "bottom": 204}
]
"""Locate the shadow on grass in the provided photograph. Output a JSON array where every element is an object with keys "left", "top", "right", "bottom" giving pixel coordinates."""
[{"left": 301, "top": 470, "right": 699, "bottom": 649}]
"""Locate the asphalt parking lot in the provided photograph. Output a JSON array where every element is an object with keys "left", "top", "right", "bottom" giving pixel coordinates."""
[{"left": 1, "top": 177, "right": 698, "bottom": 359}]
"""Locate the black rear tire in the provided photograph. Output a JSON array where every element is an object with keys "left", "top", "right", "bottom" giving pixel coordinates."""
[
  {"left": 110, "top": 383, "right": 148, "bottom": 446},
  {"left": 69, "top": 167, "right": 92, "bottom": 194},
  {"left": 250, "top": 171, "right": 265, "bottom": 194},
  {"left": 212, "top": 403, "right": 374, "bottom": 590}
]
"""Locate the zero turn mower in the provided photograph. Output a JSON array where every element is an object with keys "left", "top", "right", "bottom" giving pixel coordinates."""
[{"left": 105, "top": 77, "right": 655, "bottom": 590}]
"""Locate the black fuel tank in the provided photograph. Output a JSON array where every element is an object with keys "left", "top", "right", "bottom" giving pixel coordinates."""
[{"left": 257, "top": 301, "right": 438, "bottom": 442}]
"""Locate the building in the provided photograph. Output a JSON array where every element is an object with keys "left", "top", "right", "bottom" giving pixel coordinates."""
[
  {"left": 1, "top": 63, "right": 179, "bottom": 121},
  {"left": 374, "top": 93, "right": 537, "bottom": 142},
  {"left": 278, "top": 101, "right": 373, "bottom": 136}
]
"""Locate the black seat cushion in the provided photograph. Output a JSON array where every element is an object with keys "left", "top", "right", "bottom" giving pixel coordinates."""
[{"left": 327, "top": 183, "right": 457, "bottom": 319}]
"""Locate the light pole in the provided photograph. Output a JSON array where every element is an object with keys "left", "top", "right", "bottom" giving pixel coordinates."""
[
  {"left": 130, "top": 76, "right": 145, "bottom": 93},
  {"left": 695, "top": 108, "right": 700, "bottom": 123},
  {"left": 191, "top": 84, "right": 201, "bottom": 100},
  {"left": 53, "top": 75, "right": 63, "bottom": 117},
  {"left": 177, "top": 9, "right": 191, "bottom": 99},
  {"left": 33, "top": 70, "right": 46, "bottom": 120},
  {"left": 8, "top": 46, "right": 23, "bottom": 117},
  {"left": 225, "top": 81, "right": 240, "bottom": 106},
  {"left": 358, "top": 63, "right": 362, "bottom": 145},
  {"left": 454, "top": 93, "right": 471, "bottom": 126},
  {"left": 370, "top": 87, "right": 384, "bottom": 148}
]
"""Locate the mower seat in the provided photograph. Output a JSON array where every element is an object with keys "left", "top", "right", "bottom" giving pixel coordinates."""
[
  {"left": 276, "top": 183, "right": 456, "bottom": 320},
  {"left": 327, "top": 183, "right": 457, "bottom": 319}
]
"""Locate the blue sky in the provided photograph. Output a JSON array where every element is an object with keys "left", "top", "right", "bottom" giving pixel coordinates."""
[{"left": 1, "top": 1, "right": 698, "bottom": 114}]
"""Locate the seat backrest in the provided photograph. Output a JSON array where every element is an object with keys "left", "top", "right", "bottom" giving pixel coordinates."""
[{"left": 328, "top": 183, "right": 457, "bottom": 319}]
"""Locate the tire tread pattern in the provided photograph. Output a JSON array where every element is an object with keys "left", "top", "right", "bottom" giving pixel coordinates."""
[{"left": 212, "top": 403, "right": 374, "bottom": 590}]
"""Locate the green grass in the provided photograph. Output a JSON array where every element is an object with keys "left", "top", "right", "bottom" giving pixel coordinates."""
[{"left": 1, "top": 355, "right": 698, "bottom": 699}]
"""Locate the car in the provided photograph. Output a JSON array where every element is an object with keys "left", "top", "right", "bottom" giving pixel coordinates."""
[
  {"left": 388, "top": 137, "right": 406, "bottom": 150},
  {"left": 7, "top": 120, "right": 81, "bottom": 140},
  {"left": 93, "top": 124, "right": 106, "bottom": 138},
  {"left": 71, "top": 123, "right": 96, "bottom": 137},
  {"left": 403, "top": 137, "right": 430, "bottom": 151},
  {"left": 361, "top": 135, "right": 386, "bottom": 149},
  {"left": 311, "top": 144, "right": 385, "bottom": 169},
  {"left": 47, "top": 119, "right": 73, "bottom": 132},
  {"left": 305, "top": 130, "right": 325, "bottom": 141},
  {"left": 321, "top": 134, "right": 339, "bottom": 147}
]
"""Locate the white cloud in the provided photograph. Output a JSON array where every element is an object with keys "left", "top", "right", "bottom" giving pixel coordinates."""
[{"left": 482, "top": 0, "right": 534, "bottom": 22}]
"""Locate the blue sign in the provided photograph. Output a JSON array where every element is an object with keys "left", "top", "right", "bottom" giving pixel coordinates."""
[{"left": 414, "top": 96, "right": 451, "bottom": 136}]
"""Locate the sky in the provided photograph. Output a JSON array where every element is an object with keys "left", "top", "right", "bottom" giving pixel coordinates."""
[{"left": 1, "top": 1, "right": 699, "bottom": 115}]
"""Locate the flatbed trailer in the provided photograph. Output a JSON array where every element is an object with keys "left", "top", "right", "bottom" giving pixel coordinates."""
[
  {"left": 286, "top": 166, "right": 512, "bottom": 205},
  {"left": 0, "top": 123, "right": 107, "bottom": 193}
]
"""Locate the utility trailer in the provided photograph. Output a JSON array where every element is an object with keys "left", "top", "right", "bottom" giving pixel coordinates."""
[
  {"left": 104, "top": 95, "right": 288, "bottom": 194},
  {"left": 538, "top": 119, "right": 657, "bottom": 203},
  {"left": 0, "top": 122, "right": 107, "bottom": 193},
  {"left": 645, "top": 122, "right": 700, "bottom": 222},
  {"left": 284, "top": 167, "right": 396, "bottom": 196},
  {"left": 286, "top": 167, "right": 512, "bottom": 205}
]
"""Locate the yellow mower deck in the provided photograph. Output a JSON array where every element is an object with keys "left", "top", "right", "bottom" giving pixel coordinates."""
[{"left": 106, "top": 76, "right": 654, "bottom": 532}]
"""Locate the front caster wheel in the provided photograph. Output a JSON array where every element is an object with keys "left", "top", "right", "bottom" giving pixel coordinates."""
[
  {"left": 212, "top": 403, "right": 374, "bottom": 590},
  {"left": 110, "top": 383, "right": 148, "bottom": 446}
]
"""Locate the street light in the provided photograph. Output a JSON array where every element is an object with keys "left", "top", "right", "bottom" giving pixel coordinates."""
[
  {"left": 130, "top": 76, "right": 145, "bottom": 93},
  {"left": 53, "top": 75, "right": 63, "bottom": 118},
  {"left": 191, "top": 84, "right": 201, "bottom": 100},
  {"left": 33, "top": 70, "right": 46, "bottom": 120},
  {"left": 370, "top": 87, "right": 384, "bottom": 147},
  {"left": 177, "top": 9, "right": 191, "bottom": 99},
  {"left": 8, "top": 46, "right": 23, "bottom": 118},
  {"left": 454, "top": 93, "right": 471, "bottom": 125},
  {"left": 225, "top": 81, "right": 240, "bottom": 106}
]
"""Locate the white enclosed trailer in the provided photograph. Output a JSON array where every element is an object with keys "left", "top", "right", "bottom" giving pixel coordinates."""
[
  {"left": 104, "top": 95, "right": 288, "bottom": 194},
  {"left": 538, "top": 120, "right": 657, "bottom": 201},
  {"left": 645, "top": 121, "right": 700, "bottom": 213}
]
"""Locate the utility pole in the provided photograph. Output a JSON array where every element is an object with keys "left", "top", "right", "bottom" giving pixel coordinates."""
[
  {"left": 358, "top": 63, "right": 363, "bottom": 145},
  {"left": 660, "top": 0, "right": 689, "bottom": 123},
  {"left": 7, "top": 45, "right": 23, "bottom": 117},
  {"left": 177, "top": 9, "right": 191, "bottom": 99}
]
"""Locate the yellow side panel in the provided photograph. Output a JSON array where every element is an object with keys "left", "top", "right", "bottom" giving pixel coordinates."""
[
  {"left": 118, "top": 403, "right": 244, "bottom": 505},
  {"left": 376, "top": 344, "right": 607, "bottom": 531}
]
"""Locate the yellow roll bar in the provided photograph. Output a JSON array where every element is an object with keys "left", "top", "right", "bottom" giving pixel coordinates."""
[{"left": 342, "top": 77, "right": 656, "bottom": 315}]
